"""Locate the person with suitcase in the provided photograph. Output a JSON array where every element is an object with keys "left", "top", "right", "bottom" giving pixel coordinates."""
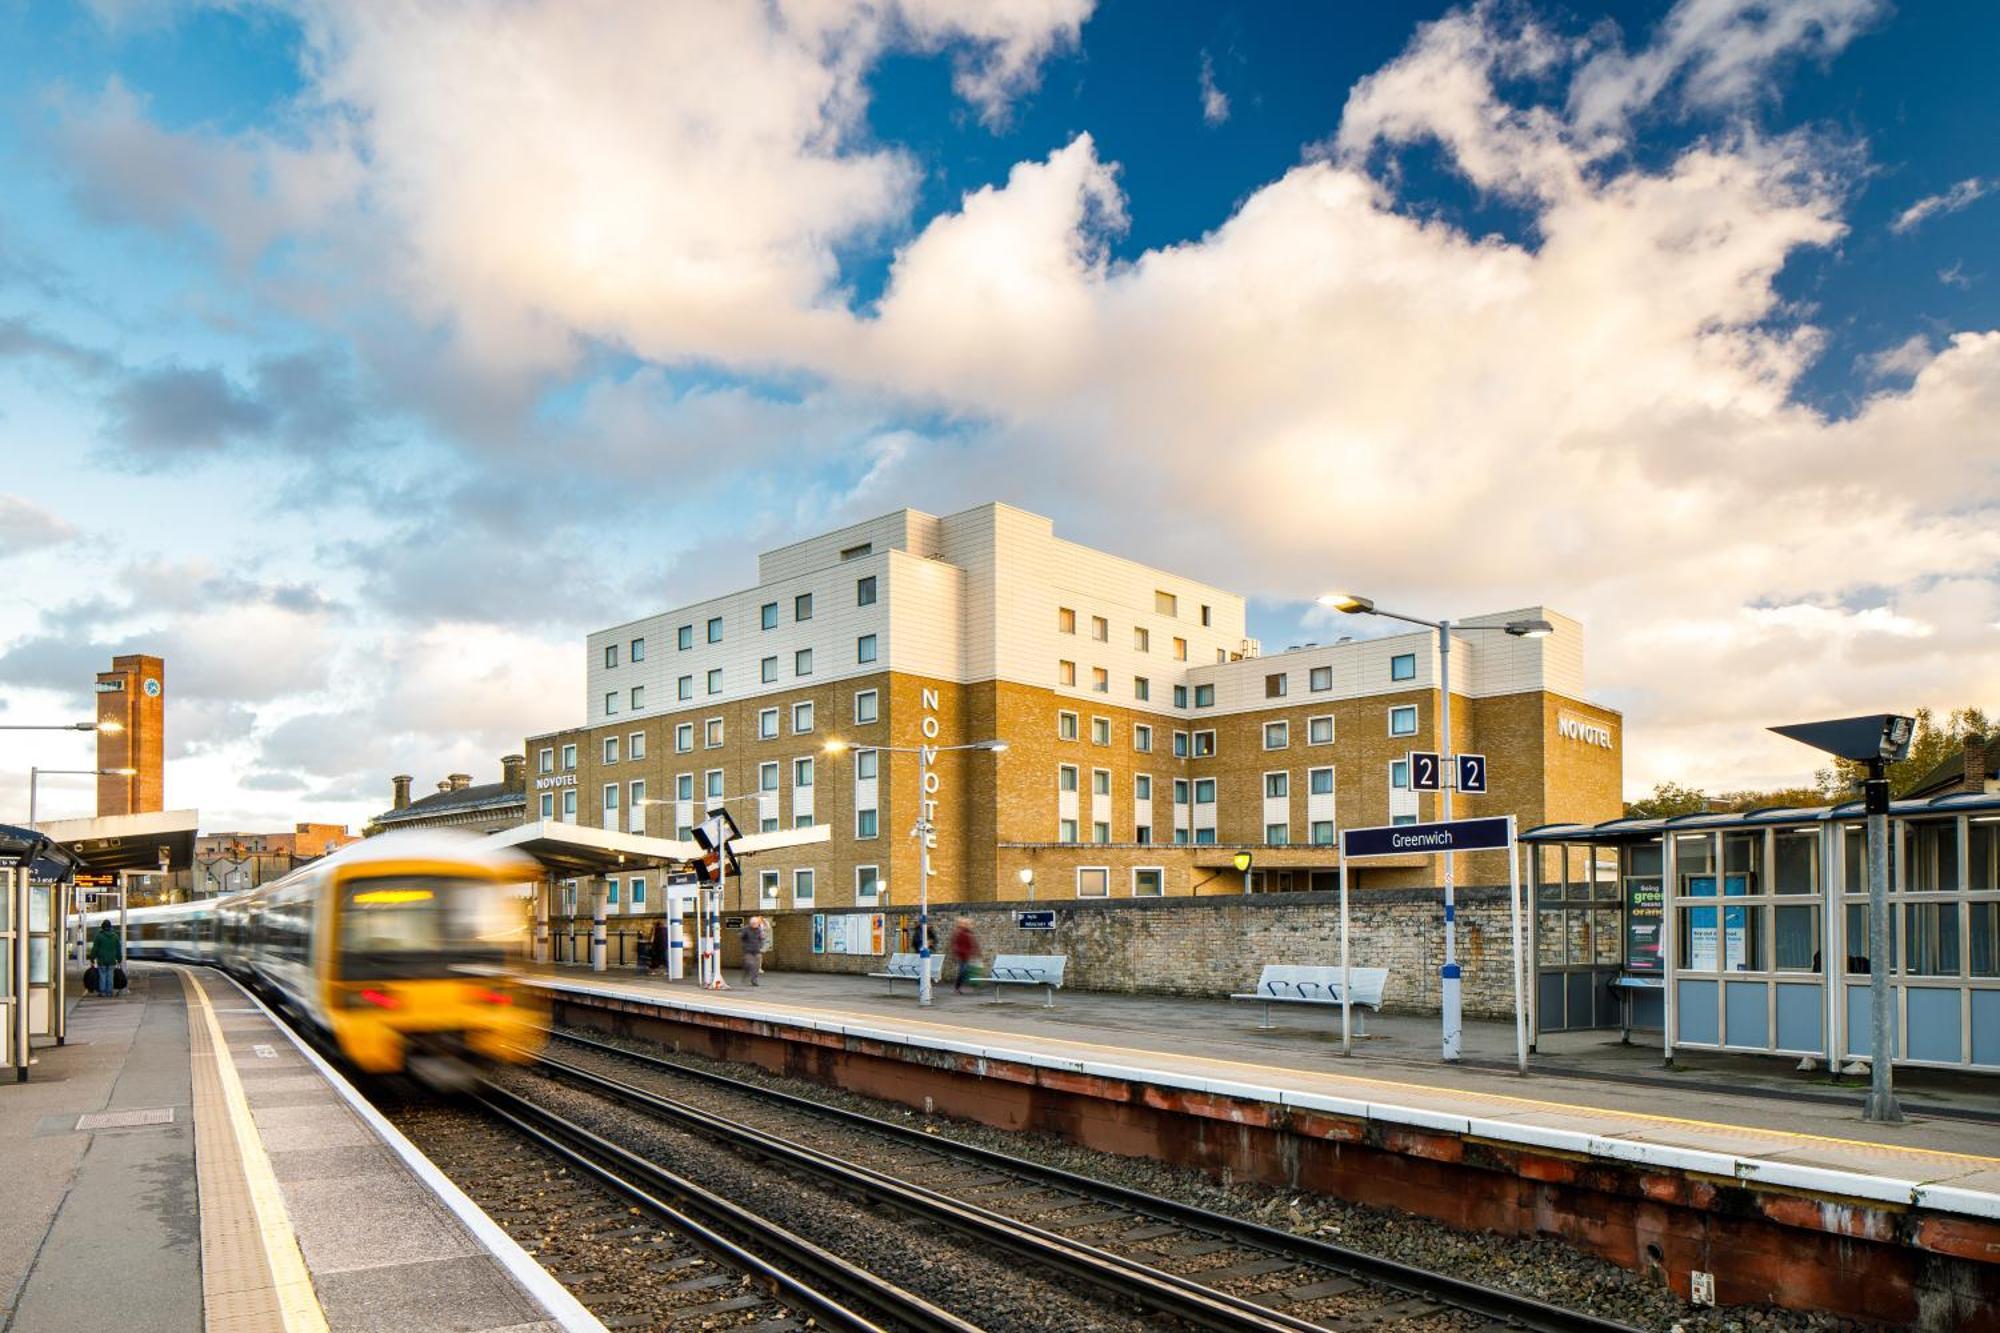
[{"left": 90, "top": 921, "right": 120, "bottom": 999}]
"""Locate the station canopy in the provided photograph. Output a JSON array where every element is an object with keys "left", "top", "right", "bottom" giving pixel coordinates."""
[
  {"left": 484, "top": 819, "right": 703, "bottom": 878},
  {"left": 1521, "top": 789, "right": 2000, "bottom": 846},
  {"left": 31, "top": 809, "right": 199, "bottom": 874}
]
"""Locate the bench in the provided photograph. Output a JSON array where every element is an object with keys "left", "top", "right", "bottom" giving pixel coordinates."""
[
  {"left": 1230, "top": 965, "right": 1389, "bottom": 1031},
  {"left": 868, "top": 952, "right": 943, "bottom": 994},
  {"left": 985, "top": 954, "right": 1067, "bottom": 1007}
]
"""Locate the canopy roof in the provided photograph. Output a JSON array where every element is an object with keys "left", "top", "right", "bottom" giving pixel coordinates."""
[
  {"left": 29, "top": 809, "right": 199, "bottom": 873},
  {"left": 1523, "top": 790, "right": 2000, "bottom": 845},
  {"left": 483, "top": 819, "right": 702, "bottom": 876}
]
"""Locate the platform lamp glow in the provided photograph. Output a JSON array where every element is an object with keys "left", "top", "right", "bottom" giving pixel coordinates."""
[
  {"left": 1770, "top": 713, "right": 1915, "bottom": 1124},
  {"left": 1018, "top": 866, "right": 1035, "bottom": 901},
  {"left": 1319, "top": 593, "right": 1553, "bottom": 1062},
  {"left": 1232, "top": 849, "right": 1253, "bottom": 895},
  {"left": 824, "top": 737, "right": 1007, "bottom": 1007},
  {"left": 0, "top": 720, "right": 122, "bottom": 732}
]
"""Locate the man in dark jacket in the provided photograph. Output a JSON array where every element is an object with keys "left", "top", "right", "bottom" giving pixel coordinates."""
[
  {"left": 648, "top": 918, "right": 670, "bottom": 975},
  {"left": 740, "top": 916, "right": 767, "bottom": 987},
  {"left": 90, "top": 922, "right": 120, "bottom": 998}
]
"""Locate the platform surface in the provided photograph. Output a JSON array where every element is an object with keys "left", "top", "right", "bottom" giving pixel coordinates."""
[{"left": 535, "top": 964, "right": 2000, "bottom": 1213}]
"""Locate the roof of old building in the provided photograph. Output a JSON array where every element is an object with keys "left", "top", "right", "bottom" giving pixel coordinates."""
[
  {"left": 373, "top": 780, "right": 525, "bottom": 826},
  {"left": 1904, "top": 735, "right": 1997, "bottom": 800}
]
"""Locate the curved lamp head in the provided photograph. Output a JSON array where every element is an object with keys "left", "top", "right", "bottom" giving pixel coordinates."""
[
  {"left": 1232, "top": 850, "right": 1254, "bottom": 873},
  {"left": 821, "top": 738, "right": 849, "bottom": 755},
  {"left": 1017, "top": 867, "right": 1034, "bottom": 885},
  {"left": 1316, "top": 592, "right": 1374, "bottom": 615},
  {"left": 1504, "top": 618, "right": 1555, "bottom": 638}
]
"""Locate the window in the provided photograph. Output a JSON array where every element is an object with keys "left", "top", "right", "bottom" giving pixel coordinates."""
[
  {"left": 1173, "top": 636, "right": 1187, "bottom": 661},
  {"left": 1090, "top": 615, "right": 1108, "bottom": 642},
  {"left": 1134, "top": 676, "right": 1150, "bottom": 701},
  {"left": 1079, "top": 867, "right": 1110, "bottom": 897},
  {"left": 539, "top": 792, "right": 553, "bottom": 819},
  {"left": 630, "top": 686, "right": 644, "bottom": 710},
  {"left": 630, "top": 731, "right": 646, "bottom": 760},
  {"left": 562, "top": 788, "right": 577, "bottom": 820},
  {"left": 758, "top": 761, "right": 780, "bottom": 793},
  {"left": 1310, "top": 665, "right": 1332, "bottom": 692},
  {"left": 605, "top": 643, "right": 618, "bottom": 669},
  {"left": 795, "top": 648, "right": 813, "bottom": 676},
  {"left": 1192, "top": 730, "right": 1216, "bottom": 757},
  {"left": 630, "top": 876, "right": 646, "bottom": 906},
  {"left": 1060, "top": 818, "right": 1079, "bottom": 842},
  {"left": 1093, "top": 822, "right": 1111, "bottom": 843},
  {"left": 856, "top": 749, "right": 878, "bottom": 780},
  {"left": 794, "top": 757, "right": 814, "bottom": 788},
  {"left": 561, "top": 744, "right": 577, "bottom": 769},
  {"left": 793, "top": 869, "right": 814, "bottom": 906},
  {"left": 1133, "top": 627, "right": 1149, "bottom": 652},
  {"left": 1091, "top": 667, "right": 1109, "bottom": 693},
  {"left": 1266, "top": 823, "right": 1289, "bottom": 845},
  {"left": 678, "top": 674, "right": 694, "bottom": 701},
  {"left": 631, "top": 637, "right": 644, "bottom": 662},
  {"left": 1391, "top": 652, "right": 1417, "bottom": 682},
  {"left": 1200, "top": 605, "right": 1212, "bottom": 627},
  {"left": 1389, "top": 705, "right": 1418, "bottom": 736},
  {"left": 1135, "top": 774, "right": 1153, "bottom": 800},
  {"left": 792, "top": 701, "right": 814, "bottom": 733},
  {"left": 705, "top": 717, "right": 724, "bottom": 747},
  {"left": 707, "top": 616, "right": 723, "bottom": 644},
  {"left": 1194, "top": 684, "right": 1214, "bottom": 708},
  {"left": 856, "top": 865, "right": 880, "bottom": 902},
  {"left": 853, "top": 689, "right": 879, "bottom": 723},
  {"left": 605, "top": 691, "right": 619, "bottom": 715},
  {"left": 538, "top": 747, "right": 554, "bottom": 774},
  {"left": 1134, "top": 868, "right": 1164, "bottom": 897},
  {"left": 1058, "top": 711, "right": 1079, "bottom": 740},
  {"left": 606, "top": 877, "right": 619, "bottom": 905},
  {"left": 706, "top": 769, "right": 724, "bottom": 800},
  {"left": 1391, "top": 759, "right": 1410, "bottom": 789},
  {"left": 856, "top": 575, "right": 877, "bottom": 606},
  {"left": 1092, "top": 768, "right": 1111, "bottom": 796},
  {"left": 1173, "top": 778, "right": 1189, "bottom": 804},
  {"left": 760, "top": 870, "right": 780, "bottom": 906},
  {"left": 759, "top": 708, "right": 779, "bottom": 740},
  {"left": 1308, "top": 716, "right": 1334, "bottom": 745},
  {"left": 677, "top": 773, "right": 694, "bottom": 800},
  {"left": 1155, "top": 590, "right": 1177, "bottom": 616},
  {"left": 602, "top": 783, "right": 619, "bottom": 816},
  {"left": 761, "top": 601, "right": 778, "bottom": 630},
  {"left": 677, "top": 624, "right": 694, "bottom": 651},
  {"left": 1091, "top": 716, "right": 1111, "bottom": 745},
  {"left": 1173, "top": 730, "right": 1189, "bottom": 758},
  {"left": 1194, "top": 778, "right": 1216, "bottom": 803},
  {"left": 841, "top": 542, "right": 871, "bottom": 560},
  {"left": 1059, "top": 659, "right": 1076, "bottom": 686},
  {"left": 761, "top": 656, "right": 778, "bottom": 683},
  {"left": 674, "top": 724, "right": 693, "bottom": 753},
  {"left": 707, "top": 667, "right": 722, "bottom": 695},
  {"left": 1134, "top": 724, "right": 1153, "bottom": 752},
  {"left": 795, "top": 592, "right": 813, "bottom": 621},
  {"left": 1059, "top": 765, "right": 1079, "bottom": 792},
  {"left": 857, "top": 808, "right": 879, "bottom": 838},
  {"left": 1265, "top": 771, "right": 1289, "bottom": 798},
  {"left": 1058, "top": 606, "right": 1076, "bottom": 634},
  {"left": 1265, "top": 673, "right": 1288, "bottom": 699},
  {"left": 604, "top": 736, "right": 620, "bottom": 764},
  {"left": 1218, "top": 648, "right": 1229, "bottom": 663},
  {"left": 1311, "top": 820, "right": 1335, "bottom": 845},
  {"left": 856, "top": 633, "right": 877, "bottom": 664},
  {"left": 1309, "top": 767, "right": 1334, "bottom": 796},
  {"left": 629, "top": 778, "right": 645, "bottom": 814},
  {"left": 1264, "top": 721, "right": 1289, "bottom": 749}
]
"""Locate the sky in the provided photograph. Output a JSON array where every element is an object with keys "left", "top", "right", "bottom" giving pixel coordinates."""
[{"left": 0, "top": 0, "right": 1995, "bottom": 832}]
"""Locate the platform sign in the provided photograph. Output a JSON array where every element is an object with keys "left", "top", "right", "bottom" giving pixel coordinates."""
[
  {"left": 1341, "top": 816, "right": 1511, "bottom": 859},
  {"left": 1455, "top": 753, "right": 1488, "bottom": 794},
  {"left": 1409, "top": 751, "right": 1441, "bottom": 791},
  {"left": 1014, "top": 909, "right": 1057, "bottom": 931}
]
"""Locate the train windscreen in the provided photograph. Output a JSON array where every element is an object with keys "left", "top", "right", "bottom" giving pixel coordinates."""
[{"left": 337, "top": 877, "right": 516, "bottom": 978}]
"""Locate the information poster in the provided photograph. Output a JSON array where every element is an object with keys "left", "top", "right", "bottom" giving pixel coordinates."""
[
  {"left": 1682, "top": 874, "right": 1751, "bottom": 972},
  {"left": 1623, "top": 879, "right": 1663, "bottom": 974},
  {"left": 820, "top": 914, "right": 883, "bottom": 955},
  {"left": 810, "top": 913, "right": 825, "bottom": 954}
]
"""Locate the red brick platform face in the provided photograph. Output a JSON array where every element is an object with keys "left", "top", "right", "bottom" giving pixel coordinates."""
[{"left": 556, "top": 995, "right": 2000, "bottom": 1331}]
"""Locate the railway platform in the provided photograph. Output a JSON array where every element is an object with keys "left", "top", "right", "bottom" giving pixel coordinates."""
[
  {"left": 532, "top": 964, "right": 2000, "bottom": 1330},
  {"left": 1, "top": 962, "right": 601, "bottom": 1333}
]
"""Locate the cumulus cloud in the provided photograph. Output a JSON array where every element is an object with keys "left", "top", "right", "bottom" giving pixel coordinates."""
[
  {"left": 0, "top": 495, "right": 77, "bottom": 559},
  {"left": 1891, "top": 177, "right": 1992, "bottom": 234}
]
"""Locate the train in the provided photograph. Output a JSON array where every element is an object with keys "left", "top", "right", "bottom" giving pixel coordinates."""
[{"left": 79, "top": 828, "right": 547, "bottom": 1082}]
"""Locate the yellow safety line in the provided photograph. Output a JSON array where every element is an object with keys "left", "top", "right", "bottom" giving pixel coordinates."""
[
  {"left": 572, "top": 979, "right": 2000, "bottom": 1170},
  {"left": 185, "top": 970, "right": 331, "bottom": 1333}
]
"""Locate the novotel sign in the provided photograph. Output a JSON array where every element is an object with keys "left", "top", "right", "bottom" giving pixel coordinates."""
[
  {"left": 1341, "top": 816, "right": 1513, "bottom": 860},
  {"left": 1556, "top": 713, "right": 1614, "bottom": 749},
  {"left": 533, "top": 774, "right": 577, "bottom": 791}
]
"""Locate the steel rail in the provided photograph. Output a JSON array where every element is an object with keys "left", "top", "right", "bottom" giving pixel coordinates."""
[{"left": 543, "top": 1026, "right": 1644, "bottom": 1333}]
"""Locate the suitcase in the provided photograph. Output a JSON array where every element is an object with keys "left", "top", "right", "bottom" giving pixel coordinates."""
[{"left": 114, "top": 966, "right": 128, "bottom": 993}]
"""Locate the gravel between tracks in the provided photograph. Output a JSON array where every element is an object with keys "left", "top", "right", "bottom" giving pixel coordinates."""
[{"left": 554, "top": 1024, "right": 1870, "bottom": 1333}]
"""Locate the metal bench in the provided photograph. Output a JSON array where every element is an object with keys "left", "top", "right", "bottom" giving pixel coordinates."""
[
  {"left": 867, "top": 951, "right": 942, "bottom": 994},
  {"left": 1230, "top": 964, "right": 1389, "bottom": 1031},
  {"left": 984, "top": 953, "right": 1067, "bottom": 1007}
]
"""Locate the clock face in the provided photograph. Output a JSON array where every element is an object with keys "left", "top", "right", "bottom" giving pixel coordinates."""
[{"left": 143, "top": 678, "right": 162, "bottom": 697}]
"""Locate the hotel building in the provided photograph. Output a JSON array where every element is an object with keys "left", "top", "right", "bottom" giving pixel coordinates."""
[{"left": 526, "top": 503, "right": 1623, "bottom": 917}]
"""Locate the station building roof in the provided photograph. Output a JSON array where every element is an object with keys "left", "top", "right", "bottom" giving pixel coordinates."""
[
  {"left": 1523, "top": 790, "right": 2000, "bottom": 844},
  {"left": 484, "top": 819, "right": 701, "bottom": 877}
]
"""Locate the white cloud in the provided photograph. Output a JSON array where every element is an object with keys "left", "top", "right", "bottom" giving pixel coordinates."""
[
  {"left": 0, "top": 495, "right": 76, "bottom": 558},
  {"left": 1891, "top": 177, "right": 1992, "bottom": 234},
  {"left": 1199, "top": 50, "right": 1230, "bottom": 126},
  {"left": 1863, "top": 333, "right": 1932, "bottom": 380}
]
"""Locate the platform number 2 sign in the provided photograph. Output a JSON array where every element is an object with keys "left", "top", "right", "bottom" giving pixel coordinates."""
[{"left": 1456, "top": 753, "right": 1488, "bottom": 794}]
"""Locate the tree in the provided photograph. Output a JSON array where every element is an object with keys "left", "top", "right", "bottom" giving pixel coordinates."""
[
  {"left": 1625, "top": 781, "right": 1711, "bottom": 819},
  {"left": 1825, "top": 706, "right": 1991, "bottom": 798}
]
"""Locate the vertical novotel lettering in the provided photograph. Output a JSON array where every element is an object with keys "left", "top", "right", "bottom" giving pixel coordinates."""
[{"left": 919, "top": 687, "right": 941, "bottom": 874}]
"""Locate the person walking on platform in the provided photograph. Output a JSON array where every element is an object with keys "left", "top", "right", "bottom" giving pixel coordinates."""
[
  {"left": 949, "top": 917, "right": 980, "bottom": 994},
  {"left": 740, "top": 916, "right": 767, "bottom": 987},
  {"left": 90, "top": 921, "right": 120, "bottom": 998},
  {"left": 648, "top": 917, "right": 669, "bottom": 976}
]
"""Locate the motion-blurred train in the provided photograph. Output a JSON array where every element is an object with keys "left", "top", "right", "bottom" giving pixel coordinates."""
[{"left": 80, "top": 829, "right": 547, "bottom": 1081}]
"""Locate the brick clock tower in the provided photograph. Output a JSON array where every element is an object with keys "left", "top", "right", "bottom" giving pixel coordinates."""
[{"left": 95, "top": 654, "right": 164, "bottom": 817}]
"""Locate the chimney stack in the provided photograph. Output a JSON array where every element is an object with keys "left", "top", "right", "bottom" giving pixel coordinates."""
[
  {"left": 1967, "top": 736, "right": 1994, "bottom": 795},
  {"left": 448, "top": 772, "right": 473, "bottom": 791},
  {"left": 502, "top": 754, "right": 526, "bottom": 791},
  {"left": 392, "top": 774, "right": 412, "bottom": 810}
]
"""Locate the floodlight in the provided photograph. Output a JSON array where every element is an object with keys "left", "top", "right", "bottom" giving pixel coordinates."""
[
  {"left": 1769, "top": 714, "right": 1916, "bottom": 765},
  {"left": 1504, "top": 619, "right": 1554, "bottom": 638},
  {"left": 1317, "top": 592, "right": 1374, "bottom": 614}
]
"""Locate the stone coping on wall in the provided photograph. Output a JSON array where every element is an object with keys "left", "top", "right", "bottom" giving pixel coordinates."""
[{"left": 790, "top": 885, "right": 1520, "bottom": 916}]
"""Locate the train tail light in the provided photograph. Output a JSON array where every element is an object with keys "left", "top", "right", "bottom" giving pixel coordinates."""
[
  {"left": 471, "top": 988, "right": 513, "bottom": 1006},
  {"left": 357, "top": 988, "right": 403, "bottom": 1010}
]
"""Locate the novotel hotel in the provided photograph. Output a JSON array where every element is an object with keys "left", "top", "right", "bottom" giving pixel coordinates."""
[{"left": 525, "top": 503, "right": 1624, "bottom": 917}]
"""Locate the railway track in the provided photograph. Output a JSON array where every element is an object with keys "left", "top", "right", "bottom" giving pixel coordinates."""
[{"left": 522, "top": 1026, "right": 1646, "bottom": 1333}]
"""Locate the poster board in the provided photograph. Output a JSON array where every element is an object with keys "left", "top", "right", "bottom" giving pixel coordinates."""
[{"left": 1623, "top": 879, "right": 1663, "bottom": 974}]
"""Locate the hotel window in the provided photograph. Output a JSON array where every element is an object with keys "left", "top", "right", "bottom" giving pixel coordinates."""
[
  {"left": 1134, "top": 868, "right": 1164, "bottom": 897},
  {"left": 629, "top": 777, "right": 646, "bottom": 814},
  {"left": 705, "top": 717, "right": 724, "bottom": 747},
  {"left": 1059, "top": 659, "right": 1076, "bottom": 686},
  {"left": 1058, "top": 711, "right": 1079, "bottom": 740},
  {"left": 1311, "top": 820, "right": 1335, "bottom": 846},
  {"left": 856, "top": 865, "right": 880, "bottom": 903},
  {"left": 1201, "top": 605, "right": 1212, "bottom": 627},
  {"left": 707, "top": 616, "right": 723, "bottom": 644},
  {"left": 1192, "top": 730, "right": 1216, "bottom": 757},
  {"left": 1079, "top": 867, "right": 1110, "bottom": 897},
  {"left": 706, "top": 769, "right": 724, "bottom": 800},
  {"left": 1389, "top": 705, "right": 1418, "bottom": 737},
  {"left": 677, "top": 772, "right": 694, "bottom": 801},
  {"left": 794, "top": 757, "right": 814, "bottom": 788},
  {"left": 707, "top": 667, "right": 723, "bottom": 695},
  {"left": 1093, "top": 768, "right": 1111, "bottom": 796},
  {"left": 1060, "top": 818, "right": 1079, "bottom": 843},
  {"left": 1391, "top": 759, "right": 1410, "bottom": 789},
  {"left": 539, "top": 747, "right": 553, "bottom": 774},
  {"left": 761, "top": 601, "right": 778, "bottom": 630},
  {"left": 562, "top": 789, "right": 577, "bottom": 821},
  {"left": 1091, "top": 615, "right": 1108, "bottom": 642},
  {"left": 857, "top": 808, "right": 879, "bottom": 838},
  {"left": 1264, "top": 721, "right": 1288, "bottom": 749},
  {"left": 674, "top": 724, "right": 693, "bottom": 753},
  {"left": 1391, "top": 652, "right": 1417, "bottom": 682},
  {"left": 1308, "top": 716, "right": 1334, "bottom": 745},
  {"left": 1134, "top": 676, "right": 1150, "bottom": 702},
  {"left": 604, "top": 736, "right": 620, "bottom": 764},
  {"left": 1059, "top": 765, "right": 1079, "bottom": 792},
  {"left": 857, "top": 749, "right": 878, "bottom": 780},
  {"left": 1173, "top": 636, "right": 1187, "bottom": 661},
  {"left": 856, "top": 633, "right": 877, "bottom": 664},
  {"left": 1173, "top": 778, "right": 1189, "bottom": 804},
  {"left": 795, "top": 592, "right": 813, "bottom": 621},
  {"left": 1092, "top": 665, "right": 1109, "bottom": 693},
  {"left": 1194, "top": 778, "right": 1216, "bottom": 803},
  {"left": 759, "top": 760, "right": 779, "bottom": 793},
  {"left": 1265, "top": 771, "right": 1289, "bottom": 799},
  {"left": 1091, "top": 716, "right": 1111, "bottom": 745},
  {"left": 630, "top": 731, "right": 646, "bottom": 760},
  {"left": 1135, "top": 774, "right": 1152, "bottom": 800},
  {"left": 1310, "top": 665, "right": 1332, "bottom": 692},
  {"left": 562, "top": 744, "right": 577, "bottom": 769},
  {"left": 630, "top": 875, "right": 646, "bottom": 906},
  {"left": 1173, "top": 684, "right": 1188, "bottom": 708},
  {"left": 854, "top": 689, "right": 879, "bottom": 723},
  {"left": 759, "top": 708, "right": 779, "bottom": 740},
  {"left": 1173, "top": 730, "right": 1189, "bottom": 757},
  {"left": 673, "top": 625, "right": 692, "bottom": 652},
  {"left": 1155, "top": 590, "right": 1177, "bottom": 616},
  {"left": 678, "top": 675, "right": 693, "bottom": 701},
  {"left": 1217, "top": 648, "right": 1228, "bottom": 663},
  {"left": 630, "top": 686, "right": 644, "bottom": 710},
  {"left": 795, "top": 648, "right": 812, "bottom": 676},
  {"left": 841, "top": 543, "right": 871, "bottom": 560},
  {"left": 1134, "top": 724, "right": 1153, "bottom": 753},
  {"left": 1309, "top": 766, "right": 1334, "bottom": 796},
  {"left": 1265, "top": 673, "right": 1287, "bottom": 699},
  {"left": 761, "top": 656, "right": 778, "bottom": 684},
  {"left": 1058, "top": 606, "right": 1076, "bottom": 634},
  {"left": 1134, "top": 626, "right": 1149, "bottom": 652},
  {"left": 602, "top": 783, "right": 619, "bottom": 818},
  {"left": 1266, "top": 823, "right": 1289, "bottom": 845},
  {"left": 857, "top": 575, "right": 877, "bottom": 606},
  {"left": 793, "top": 701, "right": 814, "bottom": 733},
  {"left": 793, "top": 869, "right": 814, "bottom": 906},
  {"left": 1093, "top": 822, "right": 1111, "bottom": 843},
  {"left": 630, "top": 637, "right": 644, "bottom": 662},
  {"left": 1194, "top": 684, "right": 1214, "bottom": 707},
  {"left": 539, "top": 792, "right": 553, "bottom": 819},
  {"left": 605, "top": 691, "right": 619, "bottom": 715},
  {"left": 605, "top": 643, "right": 618, "bottom": 669},
  {"left": 760, "top": 870, "right": 780, "bottom": 907}
]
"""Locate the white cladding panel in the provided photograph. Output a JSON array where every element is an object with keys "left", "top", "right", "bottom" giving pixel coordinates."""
[
  {"left": 884, "top": 549, "right": 964, "bottom": 682},
  {"left": 757, "top": 510, "right": 938, "bottom": 583}
]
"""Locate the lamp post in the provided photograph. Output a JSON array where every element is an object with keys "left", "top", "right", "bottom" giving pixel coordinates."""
[
  {"left": 1319, "top": 594, "right": 1552, "bottom": 1062},
  {"left": 27, "top": 767, "right": 138, "bottom": 828},
  {"left": 0, "top": 721, "right": 122, "bottom": 732},
  {"left": 1233, "top": 849, "right": 1254, "bottom": 896},
  {"left": 1018, "top": 866, "right": 1035, "bottom": 901},
  {"left": 824, "top": 737, "right": 1007, "bottom": 1007}
]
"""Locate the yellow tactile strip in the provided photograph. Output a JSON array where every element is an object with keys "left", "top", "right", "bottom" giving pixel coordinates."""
[{"left": 180, "top": 969, "right": 331, "bottom": 1333}]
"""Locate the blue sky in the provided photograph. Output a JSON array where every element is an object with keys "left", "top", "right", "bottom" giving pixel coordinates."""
[{"left": 0, "top": 0, "right": 1995, "bottom": 829}]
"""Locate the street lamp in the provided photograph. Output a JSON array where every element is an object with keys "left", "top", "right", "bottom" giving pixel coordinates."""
[
  {"left": 1317, "top": 593, "right": 1556, "bottom": 1062},
  {"left": 1232, "top": 849, "right": 1254, "bottom": 895},
  {"left": 0, "top": 720, "right": 122, "bottom": 733},
  {"left": 823, "top": 737, "right": 1008, "bottom": 1007},
  {"left": 27, "top": 767, "right": 138, "bottom": 827},
  {"left": 1018, "top": 866, "right": 1035, "bottom": 901}
]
